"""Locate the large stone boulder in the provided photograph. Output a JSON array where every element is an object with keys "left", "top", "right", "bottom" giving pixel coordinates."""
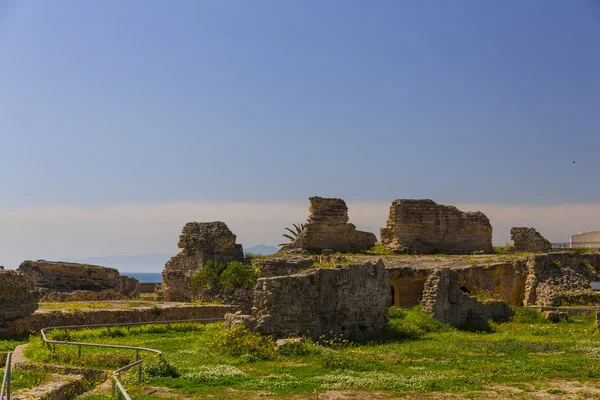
[
  {"left": 510, "top": 227, "right": 552, "bottom": 253},
  {"left": 380, "top": 199, "right": 493, "bottom": 254},
  {"left": 18, "top": 260, "right": 139, "bottom": 300},
  {"left": 421, "top": 268, "right": 512, "bottom": 326},
  {"left": 231, "top": 260, "right": 390, "bottom": 339},
  {"left": 280, "top": 197, "right": 377, "bottom": 253},
  {"left": 162, "top": 221, "right": 244, "bottom": 301},
  {"left": 0, "top": 270, "right": 38, "bottom": 324}
]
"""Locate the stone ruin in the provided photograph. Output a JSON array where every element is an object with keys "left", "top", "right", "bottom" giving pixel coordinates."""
[
  {"left": 162, "top": 221, "right": 244, "bottom": 302},
  {"left": 523, "top": 252, "right": 600, "bottom": 306},
  {"left": 280, "top": 197, "right": 377, "bottom": 253},
  {"left": 226, "top": 260, "right": 390, "bottom": 339},
  {"left": 0, "top": 270, "right": 38, "bottom": 328},
  {"left": 17, "top": 260, "right": 139, "bottom": 301},
  {"left": 253, "top": 256, "right": 315, "bottom": 278},
  {"left": 387, "top": 251, "right": 600, "bottom": 314},
  {"left": 380, "top": 199, "right": 493, "bottom": 254},
  {"left": 510, "top": 227, "right": 552, "bottom": 253},
  {"left": 421, "top": 268, "right": 513, "bottom": 326}
]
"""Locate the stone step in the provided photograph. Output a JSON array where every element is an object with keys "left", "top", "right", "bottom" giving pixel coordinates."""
[{"left": 12, "top": 373, "right": 85, "bottom": 400}]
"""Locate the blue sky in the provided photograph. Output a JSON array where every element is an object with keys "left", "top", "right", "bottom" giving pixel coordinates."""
[{"left": 0, "top": 1, "right": 599, "bottom": 269}]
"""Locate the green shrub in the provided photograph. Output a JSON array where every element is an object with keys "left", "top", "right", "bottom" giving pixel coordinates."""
[
  {"left": 191, "top": 260, "right": 258, "bottom": 293},
  {"left": 512, "top": 307, "right": 544, "bottom": 323},
  {"left": 219, "top": 261, "right": 258, "bottom": 288},
  {"left": 145, "top": 358, "right": 180, "bottom": 378},
  {"left": 221, "top": 326, "right": 275, "bottom": 361},
  {"left": 493, "top": 244, "right": 513, "bottom": 254},
  {"left": 191, "top": 259, "right": 228, "bottom": 291}
]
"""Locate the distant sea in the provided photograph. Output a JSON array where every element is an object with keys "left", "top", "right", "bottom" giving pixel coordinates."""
[{"left": 122, "top": 272, "right": 163, "bottom": 283}]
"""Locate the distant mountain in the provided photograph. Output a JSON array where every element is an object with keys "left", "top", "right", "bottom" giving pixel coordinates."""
[
  {"left": 244, "top": 244, "right": 278, "bottom": 255},
  {"left": 64, "top": 253, "right": 174, "bottom": 273}
]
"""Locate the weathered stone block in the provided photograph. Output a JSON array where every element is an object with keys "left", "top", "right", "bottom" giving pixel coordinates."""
[
  {"left": 380, "top": 199, "right": 493, "bottom": 254},
  {"left": 281, "top": 197, "right": 377, "bottom": 253},
  {"left": 162, "top": 221, "right": 244, "bottom": 302},
  {"left": 0, "top": 270, "right": 38, "bottom": 323},
  {"left": 511, "top": 227, "right": 552, "bottom": 253},
  {"left": 243, "top": 260, "right": 390, "bottom": 339},
  {"left": 18, "top": 260, "right": 138, "bottom": 300},
  {"left": 253, "top": 257, "right": 315, "bottom": 278}
]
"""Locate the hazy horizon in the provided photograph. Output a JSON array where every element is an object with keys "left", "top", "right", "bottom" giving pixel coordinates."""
[
  {"left": 1, "top": 1, "right": 598, "bottom": 271},
  {"left": 2, "top": 200, "right": 599, "bottom": 271}
]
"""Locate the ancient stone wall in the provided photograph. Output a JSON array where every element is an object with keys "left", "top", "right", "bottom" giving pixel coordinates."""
[
  {"left": 456, "top": 261, "right": 527, "bottom": 306},
  {"left": 510, "top": 227, "right": 552, "bottom": 253},
  {"left": 4, "top": 304, "right": 233, "bottom": 337},
  {"left": 387, "top": 266, "right": 430, "bottom": 308},
  {"left": 380, "top": 199, "right": 493, "bottom": 254},
  {"left": 17, "top": 261, "right": 139, "bottom": 300},
  {"left": 253, "top": 257, "right": 315, "bottom": 278},
  {"left": 232, "top": 260, "right": 390, "bottom": 339},
  {"left": 0, "top": 270, "right": 38, "bottom": 324},
  {"left": 421, "top": 268, "right": 512, "bottom": 326},
  {"left": 523, "top": 252, "right": 600, "bottom": 306},
  {"left": 281, "top": 197, "right": 376, "bottom": 253},
  {"left": 386, "top": 260, "right": 527, "bottom": 309},
  {"left": 162, "top": 221, "right": 244, "bottom": 301}
]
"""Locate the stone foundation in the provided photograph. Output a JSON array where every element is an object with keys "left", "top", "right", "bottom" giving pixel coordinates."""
[
  {"left": 281, "top": 197, "right": 376, "bottom": 253},
  {"left": 380, "top": 199, "right": 493, "bottom": 254}
]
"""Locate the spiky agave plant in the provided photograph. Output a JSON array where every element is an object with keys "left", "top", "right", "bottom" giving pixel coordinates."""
[{"left": 278, "top": 222, "right": 305, "bottom": 247}]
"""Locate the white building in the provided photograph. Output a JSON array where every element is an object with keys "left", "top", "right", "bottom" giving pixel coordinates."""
[{"left": 570, "top": 231, "right": 600, "bottom": 248}]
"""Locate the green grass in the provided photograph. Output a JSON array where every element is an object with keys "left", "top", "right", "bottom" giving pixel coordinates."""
[
  {"left": 0, "top": 369, "right": 52, "bottom": 392},
  {"left": 23, "top": 307, "right": 600, "bottom": 398}
]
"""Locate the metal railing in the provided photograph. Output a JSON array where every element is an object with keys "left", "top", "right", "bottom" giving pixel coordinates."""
[
  {"left": 35, "top": 318, "right": 223, "bottom": 399},
  {"left": 0, "top": 352, "right": 12, "bottom": 400},
  {"left": 552, "top": 242, "right": 600, "bottom": 249}
]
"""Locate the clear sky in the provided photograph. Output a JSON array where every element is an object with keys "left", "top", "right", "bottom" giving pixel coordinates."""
[{"left": 0, "top": 1, "right": 599, "bottom": 269}]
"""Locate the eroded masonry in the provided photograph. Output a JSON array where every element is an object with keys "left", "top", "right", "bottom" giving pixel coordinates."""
[
  {"left": 380, "top": 199, "right": 493, "bottom": 254},
  {"left": 1, "top": 195, "right": 598, "bottom": 337},
  {"left": 280, "top": 196, "right": 377, "bottom": 253}
]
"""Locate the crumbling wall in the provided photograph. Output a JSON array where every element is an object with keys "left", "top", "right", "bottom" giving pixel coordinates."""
[
  {"left": 18, "top": 261, "right": 139, "bottom": 300},
  {"left": 523, "top": 252, "right": 600, "bottom": 306},
  {"left": 0, "top": 270, "right": 38, "bottom": 325},
  {"left": 281, "top": 197, "right": 376, "bottom": 253},
  {"left": 456, "top": 261, "right": 527, "bottom": 306},
  {"left": 231, "top": 260, "right": 390, "bottom": 339},
  {"left": 510, "top": 227, "right": 552, "bottom": 253},
  {"left": 421, "top": 268, "right": 512, "bottom": 326},
  {"left": 5, "top": 304, "right": 233, "bottom": 337},
  {"left": 253, "top": 257, "right": 315, "bottom": 278},
  {"left": 162, "top": 221, "right": 244, "bottom": 301},
  {"left": 380, "top": 199, "right": 493, "bottom": 254}
]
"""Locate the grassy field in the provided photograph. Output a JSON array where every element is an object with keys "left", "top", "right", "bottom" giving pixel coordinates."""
[{"left": 19, "top": 307, "right": 600, "bottom": 399}]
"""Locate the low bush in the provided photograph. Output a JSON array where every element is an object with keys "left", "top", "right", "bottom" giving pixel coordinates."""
[{"left": 220, "top": 326, "right": 275, "bottom": 362}]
